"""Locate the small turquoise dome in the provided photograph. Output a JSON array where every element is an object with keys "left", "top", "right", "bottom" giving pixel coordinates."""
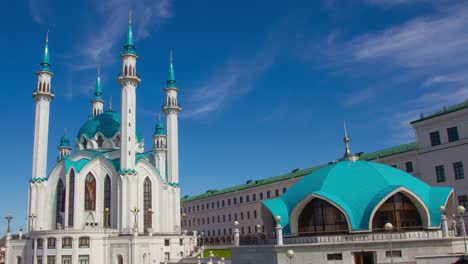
[
  {"left": 263, "top": 160, "right": 452, "bottom": 233},
  {"left": 59, "top": 134, "right": 71, "bottom": 148},
  {"left": 154, "top": 121, "right": 166, "bottom": 135},
  {"left": 77, "top": 111, "right": 143, "bottom": 142}
]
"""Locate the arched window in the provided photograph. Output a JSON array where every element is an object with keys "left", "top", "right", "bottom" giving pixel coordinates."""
[
  {"left": 124, "top": 65, "right": 128, "bottom": 76},
  {"left": 117, "top": 255, "right": 124, "bottom": 264},
  {"left": 104, "top": 175, "right": 111, "bottom": 227},
  {"left": 298, "top": 198, "right": 348, "bottom": 235},
  {"left": 97, "top": 136, "right": 104, "bottom": 148},
  {"left": 143, "top": 254, "right": 147, "bottom": 264},
  {"left": 83, "top": 138, "right": 87, "bottom": 150},
  {"left": 68, "top": 170, "right": 75, "bottom": 227},
  {"left": 56, "top": 179, "right": 65, "bottom": 227},
  {"left": 372, "top": 192, "right": 422, "bottom": 231},
  {"left": 144, "top": 177, "right": 152, "bottom": 230},
  {"left": 115, "top": 136, "right": 120, "bottom": 147},
  {"left": 16, "top": 256, "right": 22, "bottom": 264},
  {"left": 84, "top": 174, "right": 96, "bottom": 211}
]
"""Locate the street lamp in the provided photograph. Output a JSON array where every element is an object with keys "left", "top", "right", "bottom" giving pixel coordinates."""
[
  {"left": 458, "top": 205, "right": 467, "bottom": 253},
  {"left": 5, "top": 214, "right": 13, "bottom": 233},
  {"left": 233, "top": 221, "right": 240, "bottom": 246},
  {"left": 256, "top": 224, "right": 262, "bottom": 245},
  {"left": 275, "top": 215, "right": 283, "bottom": 246},
  {"left": 286, "top": 249, "right": 295, "bottom": 264},
  {"left": 221, "top": 257, "right": 225, "bottom": 264},
  {"left": 384, "top": 222, "right": 394, "bottom": 264},
  {"left": 130, "top": 207, "right": 140, "bottom": 232},
  {"left": 104, "top": 208, "right": 110, "bottom": 228}
]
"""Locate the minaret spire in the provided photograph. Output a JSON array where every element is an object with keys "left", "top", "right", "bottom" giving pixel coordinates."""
[
  {"left": 58, "top": 128, "right": 71, "bottom": 162},
  {"left": 123, "top": 11, "right": 136, "bottom": 54},
  {"left": 167, "top": 49, "right": 176, "bottom": 87},
  {"left": 91, "top": 64, "right": 104, "bottom": 117},
  {"left": 341, "top": 121, "right": 359, "bottom": 161},
  {"left": 40, "top": 30, "right": 51, "bottom": 72}
]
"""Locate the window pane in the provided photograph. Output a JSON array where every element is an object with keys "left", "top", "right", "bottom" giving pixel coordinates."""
[
  {"left": 436, "top": 165, "right": 446, "bottom": 182},
  {"left": 447, "top": 127, "right": 459, "bottom": 142},
  {"left": 454, "top": 162, "right": 464, "bottom": 180},
  {"left": 430, "top": 131, "right": 441, "bottom": 146}
]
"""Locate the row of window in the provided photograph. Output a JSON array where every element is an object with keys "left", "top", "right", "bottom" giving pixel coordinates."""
[
  {"left": 35, "top": 255, "right": 89, "bottom": 264},
  {"left": 33, "top": 237, "right": 89, "bottom": 250},
  {"left": 391, "top": 161, "right": 414, "bottom": 173},
  {"left": 183, "top": 210, "right": 258, "bottom": 227},
  {"left": 430, "top": 126, "right": 459, "bottom": 147},
  {"left": 183, "top": 188, "right": 287, "bottom": 214},
  {"left": 435, "top": 162, "right": 464, "bottom": 182},
  {"left": 200, "top": 224, "right": 265, "bottom": 237}
]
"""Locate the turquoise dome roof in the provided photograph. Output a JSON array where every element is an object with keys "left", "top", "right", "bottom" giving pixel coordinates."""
[
  {"left": 77, "top": 111, "right": 143, "bottom": 142},
  {"left": 263, "top": 160, "right": 452, "bottom": 233},
  {"left": 59, "top": 133, "right": 71, "bottom": 148}
]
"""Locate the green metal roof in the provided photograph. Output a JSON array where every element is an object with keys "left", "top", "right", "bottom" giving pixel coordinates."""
[
  {"left": 77, "top": 111, "right": 143, "bottom": 142},
  {"left": 263, "top": 160, "right": 452, "bottom": 233},
  {"left": 167, "top": 55, "right": 176, "bottom": 88},
  {"left": 40, "top": 33, "right": 51, "bottom": 72},
  {"left": 181, "top": 142, "right": 420, "bottom": 203},
  {"left": 59, "top": 133, "right": 71, "bottom": 148},
  {"left": 154, "top": 121, "right": 166, "bottom": 135},
  {"left": 94, "top": 73, "right": 103, "bottom": 100},
  {"left": 410, "top": 100, "right": 468, "bottom": 124},
  {"left": 123, "top": 21, "right": 136, "bottom": 55}
]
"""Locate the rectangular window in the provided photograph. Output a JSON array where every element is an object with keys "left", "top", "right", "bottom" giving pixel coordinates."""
[
  {"left": 229, "top": 214, "right": 232, "bottom": 221},
  {"left": 47, "top": 238, "right": 56, "bottom": 249},
  {"left": 217, "top": 201, "right": 220, "bottom": 208},
  {"left": 241, "top": 227, "right": 244, "bottom": 234},
  {"left": 230, "top": 228, "right": 232, "bottom": 235},
  {"left": 253, "top": 193, "right": 256, "bottom": 201},
  {"left": 405, "top": 162, "right": 413, "bottom": 173},
  {"left": 79, "top": 237, "right": 90, "bottom": 248},
  {"left": 207, "top": 217, "right": 210, "bottom": 224},
  {"left": 283, "top": 188, "right": 286, "bottom": 193},
  {"left": 247, "top": 211, "right": 250, "bottom": 219},
  {"left": 436, "top": 165, "right": 446, "bottom": 182},
  {"left": 430, "top": 131, "right": 441, "bottom": 146},
  {"left": 222, "top": 200, "right": 225, "bottom": 207},
  {"left": 454, "top": 162, "right": 464, "bottom": 180},
  {"left": 62, "top": 256, "right": 71, "bottom": 264},
  {"left": 459, "top": 195, "right": 468, "bottom": 207},
  {"left": 197, "top": 205, "right": 199, "bottom": 211},
  {"left": 223, "top": 215, "right": 226, "bottom": 223},
  {"left": 246, "top": 195, "right": 250, "bottom": 203},
  {"left": 47, "top": 256, "right": 56, "bottom": 264},
  {"left": 217, "top": 215, "right": 220, "bottom": 223},
  {"left": 267, "top": 191, "right": 271, "bottom": 199},
  {"left": 37, "top": 239, "right": 43, "bottom": 249},
  {"left": 275, "top": 189, "right": 279, "bottom": 197},
  {"left": 202, "top": 204, "right": 204, "bottom": 210},
  {"left": 212, "top": 216, "right": 215, "bottom": 223},
  {"left": 260, "top": 192, "right": 264, "bottom": 200},
  {"left": 391, "top": 164, "right": 397, "bottom": 168},
  {"left": 235, "top": 213, "right": 238, "bottom": 221},
  {"left": 234, "top": 198, "right": 237, "bottom": 205},
  {"left": 448, "top": 127, "right": 459, "bottom": 142},
  {"left": 165, "top": 239, "right": 170, "bottom": 246},
  {"left": 327, "top": 253, "right": 343, "bottom": 260},
  {"left": 241, "top": 212, "right": 244, "bottom": 220},
  {"left": 37, "top": 256, "right": 43, "bottom": 264},
  {"left": 228, "top": 199, "right": 231, "bottom": 206},
  {"left": 62, "top": 237, "right": 72, "bottom": 248},
  {"left": 78, "top": 255, "right": 89, "bottom": 264},
  {"left": 248, "top": 226, "right": 251, "bottom": 234},
  {"left": 207, "top": 203, "right": 209, "bottom": 210},
  {"left": 254, "top": 210, "right": 257, "bottom": 219},
  {"left": 202, "top": 218, "right": 205, "bottom": 225},
  {"left": 180, "top": 238, "right": 184, "bottom": 246},
  {"left": 386, "top": 250, "right": 402, "bottom": 258},
  {"left": 240, "top": 196, "right": 243, "bottom": 203},
  {"left": 211, "top": 202, "right": 214, "bottom": 208}
]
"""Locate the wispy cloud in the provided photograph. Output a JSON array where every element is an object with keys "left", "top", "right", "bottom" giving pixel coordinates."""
[
  {"left": 343, "top": 86, "right": 376, "bottom": 108},
  {"left": 29, "top": 0, "right": 50, "bottom": 24},
  {"left": 364, "top": 0, "right": 451, "bottom": 7}
]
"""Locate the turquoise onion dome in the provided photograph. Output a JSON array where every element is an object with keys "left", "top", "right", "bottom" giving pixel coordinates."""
[
  {"left": 154, "top": 121, "right": 166, "bottom": 135},
  {"left": 40, "top": 31, "right": 51, "bottom": 72},
  {"left": 123, "top": 14, "right": 136, "bottom": 55},
  {"left": 59, "top": 132, "right": 71, "bottom": 148},
  {"left": 94, "top": 66, "right": 103, "bottom": 100},
  {"left": 167, "top": 50, "right": 176, "bottom": 87}
]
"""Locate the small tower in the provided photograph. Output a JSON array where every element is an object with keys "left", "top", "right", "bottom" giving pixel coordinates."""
[
  {"left": 58, "top": 129, "right": 71, "bottom": 162},
  {"left": 91, "top": 65, "right": 104, "bottom": 117},
  {"left": 163, "top": 50, "right": 181, "bottom": 184},
  {"left": 341, "top": 122, "right": 359, "bottom": 161},
  {"left": 153, "top": 116, "right": 167, "bottom": 179},
  {"left": 32, "top": 31, "right": 55, "bottom": 180},
  {"left": 117, "top": 12, "right": 141, "bottom": 173}
]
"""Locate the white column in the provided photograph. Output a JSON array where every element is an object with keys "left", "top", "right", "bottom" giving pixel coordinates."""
[
  {"left": 32, "top": 93, "right": 52, "bottom": 178},
  {"left": 441, "top": 214, "right": 449, "bottom": 238},
  {"left": 166, "top": 111, "right": 179, "bottom": 183},
  {"left": 276, "top": 223, "right": 283, "bottom": 246}
]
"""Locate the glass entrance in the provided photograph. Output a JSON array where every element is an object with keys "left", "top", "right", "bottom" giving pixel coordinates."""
[{"left": 354, "top": 251, "right": 375, "bottom": 264}]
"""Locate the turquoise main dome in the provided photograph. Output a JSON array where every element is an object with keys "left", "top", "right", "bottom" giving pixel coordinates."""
[
  {"left": 77, "top": 111, "right": 143, "bottom": 142},
  {"left": 263, "top": 160, "right": 452, "bottom": 232}
]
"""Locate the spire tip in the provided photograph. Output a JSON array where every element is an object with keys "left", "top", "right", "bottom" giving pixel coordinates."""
[{"left": 128, "top": 10, "right": 132, "bottom": 24}]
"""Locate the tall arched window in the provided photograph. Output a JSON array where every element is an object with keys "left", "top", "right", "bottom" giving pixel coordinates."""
[
  {"left": 56, "top": 179, "right": 65, "bottom": 227},
  {"left": 372, "top": 192, "right": 422, "bottom": 231},
  {"left": 144, "top": 177, "right": 152, "bottom": 230},
  {"left": 68, "top": 170, "right": 75, "bottom": 227},
  {"left": 104, "top": 175, "right": 111, "bottom": 227},
  {"left": 84, "top": 174, "right": 96, "bottom": 211},
  {"left": 117, "top": 255, "right": 124, "bottom": 264},
  {"left": 298, "top": 198, "right": 348, "bottom": 235},
  {"left": 16, "top": 256, "right": 22, "bottom": 264},
  {"left": 97, "top": 136, "right": 104, "bottom": 148}
]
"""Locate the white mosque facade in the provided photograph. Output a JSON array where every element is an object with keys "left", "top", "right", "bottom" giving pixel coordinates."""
[{"left": 5, "top": 17, "right": 196, "bottom": 264}]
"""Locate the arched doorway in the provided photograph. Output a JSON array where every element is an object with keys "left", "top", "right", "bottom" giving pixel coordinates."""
[
  {"left": 372, "top": 192, "right": 422, "bottom": 231},
  {"left": 117, "top": 255, "right": 124, "bottom": 264},
  {"left": 298, "top": 198, "right": 348, "bottom": 235}
]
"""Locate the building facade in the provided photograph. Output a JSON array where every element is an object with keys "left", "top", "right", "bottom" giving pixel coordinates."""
[
  {"left": 5, "top": 16, "right": 195, "bottom": 264},
  {"left": 181, "top": 101, "right": 468, "bottom": 243}
]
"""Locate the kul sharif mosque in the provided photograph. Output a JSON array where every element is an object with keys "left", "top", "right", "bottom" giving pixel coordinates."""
[{"left": 5, "top": 15, "right": 197, "bottom": 264}]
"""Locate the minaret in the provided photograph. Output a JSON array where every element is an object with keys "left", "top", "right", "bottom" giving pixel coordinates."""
[
  {"left": 58, "top": 129, "right": 71, "bottom": 162},
  {"left": 91, "top": 65, "right": 104, "bottom": 116},
  {"left": 163, "top": 50, "right": 181, "bottom": 184},
  {"left": 153, "top": 115, "right": 167, "bottom": 179},
  {"left": 341, "top": 121, "right": 359, "bottom": 161},
  {"left": 117, "top": 13, "right": 141, "bottom": 173},
  {"left": 32, "top": 31, "right": 55, "bottom": 180}
]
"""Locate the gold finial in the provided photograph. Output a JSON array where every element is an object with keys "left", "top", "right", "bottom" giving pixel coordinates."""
[
  {"left": 128, "top": 10, "right": 132, "bottom": 24},
  {"left": 342, "top": 121, "right": 358, "bottom": 161},
  {"left": 98, "top": 64, "right": 101, "bottom": 77},
  {"left": 46, "top": 30, "right": 49, "bottom": 44},
  {"left": 109, "top": 96, "right": 113, "bottom": 111}
]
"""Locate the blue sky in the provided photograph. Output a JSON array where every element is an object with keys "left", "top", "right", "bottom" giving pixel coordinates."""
[{"left": 1, "top": 0, "right": 467, "bottom": 233}]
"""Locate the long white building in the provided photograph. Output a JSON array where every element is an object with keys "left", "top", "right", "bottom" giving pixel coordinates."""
[
  {"left": 5, "top": 16, "right": 195, "bottom": 264},
  {"left": 181, "top": 101, "right": 468, "bottom": 244}
]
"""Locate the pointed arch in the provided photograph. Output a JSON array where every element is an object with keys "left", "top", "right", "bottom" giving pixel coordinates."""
[
  {"left": 124, "top": 65, "right": 128, "bottom": 76},
  {"left": 97, "top": 135, "right": 104, "bottom": 148},
  {"left": 68, "top": 169, "right": 75, "bottom": 227},
  {"left": 117, "top": 255, "right": 124, "bottom": 264},
  {"left": 144, "top": 177, "right": 152, "bottom": 230},
  {"left": 104, "top": 175, "right": 111, "bottom": 227},
  {"left": 84, "top": 173, "right": 96, "bottom": 211},
  {"left": 56, "top": 179, "right": 65, "bottom": 228}
]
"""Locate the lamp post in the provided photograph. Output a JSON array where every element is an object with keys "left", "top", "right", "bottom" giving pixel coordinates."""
[
  {"left": 5, "top": 214, "right": 13, "bottom": 234},
  {"left": 286, "top": 249, "right": 295, "bottom": 264},
  {"left": 130, "top": 207, "right": 140, "bottom": 234},
  {"left": 207, "top": 250, "right": 214, "bottom": 264},
  {"left": 458, "top": 205, "right": 467, "bottom": 253},
  {"left": 147, "top": 208, "right": 154, "bottom": 235},
  {"left": 275, "top": 215, "right": 283, "bottom": 246},
  {"left": 104, "top": 208, "right": 110, "bottom": 228},
  {"left": 28, "top": 213, "right": 36, "bottom": 232},
  {"left": 256, "top": 224, "right": 262, "bottom": 245},
  {"left": 439, "top": 206, "right": 449, "bottom": 238},
  {"left": 221, "top": 257, "right": 225, "bottom": 264},
  {"left": 233, "top": 221, "right": 240, "bottom": 246},
  {"left": 384, "top": 222, "right": 394, "bottom": 264}
]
